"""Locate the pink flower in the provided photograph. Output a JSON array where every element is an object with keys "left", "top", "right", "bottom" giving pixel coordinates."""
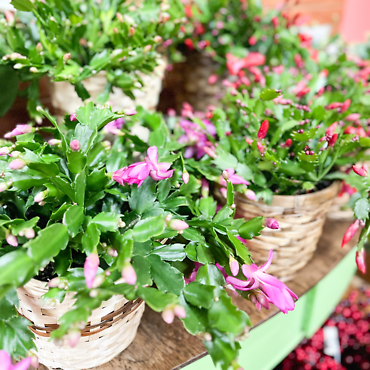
[
  {"left": 219, "top": 168, "right": 249, "bottom": 187},
  {"left": 185, "top": 262, "right": 202, "bottom": 284},
  {"left": 113, "top": 146, "right": 174, "bottom": 187},
  {"left": 356, "top": 249, "right": 366, "bottom": 274},
  {"left": 84, "top": 253, "right": 100, "bottom": 289},
  {"left": 342, "top": 220, "right": 360, "bottom": 248},
  {"left": 178, "top": 119, "right": 216, "bottom": 159},
  {"left": 0, "top": 350, "right": 32, "bottom": 370},
  {"left": 104, "top": 118, "right": 124, "bottom": 135},
  {"left": 4, "top": 125, "right": 33, "bottom": 138},
  {"left": 221, "top": 250, "right": 298, "bottom": 314}
]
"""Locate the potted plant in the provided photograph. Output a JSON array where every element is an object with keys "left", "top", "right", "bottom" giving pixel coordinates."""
[
  {"left": 160, "top": 0, "right": 319, "bottom": 112},
  {"left": 173, "top": 88, "right": 369, "bottom": 281},
  {"left": 0, "top": 103, "right": 298, "bottom": 370},
  {"left": 0, "top": 0, "right": 184, "bottom": 121}
]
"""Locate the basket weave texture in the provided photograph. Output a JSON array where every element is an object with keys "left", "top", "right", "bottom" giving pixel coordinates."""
[
  {"left": 17, "top": 279, "right": 145, "bottom": 370},
  {"left": 50, "top": 58, "right": 167, "bottom": 116},
  {"left": 215, "top": 182, "right": 340, "bottom": 282},
  {"left": 160, "top": 51, "right": 226, "bottom": 113}
]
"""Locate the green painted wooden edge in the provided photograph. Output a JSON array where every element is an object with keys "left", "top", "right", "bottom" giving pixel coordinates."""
[{"left": 182, "top": 248, "right": 357, "bottom": 370}]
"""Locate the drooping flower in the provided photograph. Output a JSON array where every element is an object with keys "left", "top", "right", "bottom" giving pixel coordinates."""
[
  {"left": 0, "top": 350, "right": 32, "bottom": 370},
  {"left": 220, "top": 250, "right": 298, "bottom": 314},
  {"left": 104, "top": 118, "right": 125, "bottom": 136},
  {"left": 4, "top": 124, "right": 33, "bottom": 138},
  {"left": 113, "top": 146, "right": 173, "bottom": 187},
  {"left": 342, "top": 220, "right": 360, "bottom": 247},
  {"left": 219, "top": 168, "right": 249, "bottom": 187},
  {"left": 345, "top": 113, "right": 361, "bottom": 122},
  {"left": 84, "top": 253, "right": 100, "bottom": 289}
]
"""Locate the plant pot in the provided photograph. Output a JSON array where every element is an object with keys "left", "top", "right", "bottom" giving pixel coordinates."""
[
  {"left": 215, "top": 182, "right": 340, "bottom": 282},
  {"left": 17, "top": 279, "right": 145, "bottom": 370},
  {"left": 50, "top": 58, "right": 167, "bottom": 118},
  {"left": 159, "top": 51, "right": 227, "bottom": 113}
]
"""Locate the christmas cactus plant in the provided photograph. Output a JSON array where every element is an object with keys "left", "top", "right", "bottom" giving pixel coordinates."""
[
  {"left": 175, "top": 0, "right": 319, "bottom": 89},
  {"left": 0, "top": 104, "right": 298, "bottom": 370},
  {"left": 0, "top": 0, "right": 184, "bottom": 120},
  {"left": 173, "top": 89, "right": 370, "bottom": 204}
]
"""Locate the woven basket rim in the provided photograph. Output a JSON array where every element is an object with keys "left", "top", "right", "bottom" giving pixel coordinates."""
[
  {"left": 232, "top": 180, "right": 340, "bottom": 207},
  {"left": 17, "top": 279, "right": 143, "bottom": 338}
]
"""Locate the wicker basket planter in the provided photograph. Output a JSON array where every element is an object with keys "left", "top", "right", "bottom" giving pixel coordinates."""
[
  {"left": 17, "top": 279, "right": 145, "bottom": 370},
  {"left": 50, "top": 58, "right": 167, "bottom": 117},
  {"left": 215, "top": 182, "right": 340, "bottom": 282},
  {"left": 159, "top": 51, "right": 226, "bottom": 113}
]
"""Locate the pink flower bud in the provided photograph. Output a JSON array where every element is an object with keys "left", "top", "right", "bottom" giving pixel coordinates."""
[
  {"left": 48, "top": 139, "right": 62, "bottom": 146},
  {"left": 10, "top": 151, "right": 21, "bottom": 158},
  {"left": 352, "top": 165, "right": 368, "bottom": 177},
  {"left": 249, "top": 35, "right": 257, "bottom": 45},
  {"left": 342, "top": 220, "right": 360, "bottom": 247},
  {"left": 201, "top": 178, "right": 209, "bottom": 197},
  {"left": 92, "top": 274, "right": 105, "bottom": 288},
  {"left": 245, "top": 189, "right": 256, "bottom": 201},
  {"left": 265, "top": 218, "right": 279, "bottom": 229},
  {"left": 182, "top": 171, "right": 189, "bottom": 184},
  {"left": 84, "top": 253, "right": 100, "bottom": 289},
  {"left": 174, "top": 305, "right": 186, "bottom": 319},
  {"left": 0, "top": 183, "right": 9, "bottom": 192},
  {"left": 48, "top": 277, "right": 60, "bottom": 288},
  {"left": 272, "top": 16, "right": 279, "bottom": 28},
  {"left": 222, "top": 170, "right": 229, "bottom": 181},
  {"left": 9, "top": 158, "right": 26, "bottom": 170},
  {"left": 229, "top": 256, "right": 239, "bottom": 276},
  {"left": 34, "top": 190, "right": 47, "bottom": 203},
  {"left": 203, "top": 146, "right": 217, "bottom": 159},
  {"left": 208, "top": 74, "right": 218, "bottom": 85},
  {"left": 63, "top": 53, "right": 71, "bottom": 62},
  {"left": 326, "top": 122, "right": 338, "bottom": 135},
  {"left": 220, "top": 187, "right": 227, "bottom": 198},
  {"left": 68, "top": 329, "right": 81, "bottom": 348},
  {"left": 124, "top": 108, "right": 137, "bottom": 116},
  {"left": 345, "top": 113, "right": 361, "bottom": 121},
  {"left": 356, "top": 249, "right": 366, "bottom": 274},
  {"left": 256, "top": 142, "right": 264, "bottom": 154},
  {"left": 24, "top": 228, "right": 35, "bottom": 239},
  {"left": 4, "top": 124, "right": 33, "bottom": 138},
  {"left": 70, "top": 140, "right": 81, "bottom": 151},
  {"left": 162, "top": 308, "right": 175, "bottom": 324},
  {"left": 257, "top": 120, "right": 269, "bottom": 139},
  {"left": 70, "top": 113, "right": 77, "bottom": 121},
  {"left": 285, "top": 139, "right": 292, "bottom": 147},
  {"left": 0, "top": 147, "right": 10, "bottom": 156},
  {"left": 121, "top": 264, "right": 137, "bottom": 285},
  {"left": 107, "top": 247, "right": 118, "bottom": 257},
  {"left": 340, "top": 99, "right": 351, "bottom": 113},
  {"left": 256, "top": 293, "right": 270, "bottom": 309},
  {"left": 6, "top": 233, "right": 18, "bottom": 247},
  {"left": 168, "top": 219, "right": 189, "bottom": 231}
]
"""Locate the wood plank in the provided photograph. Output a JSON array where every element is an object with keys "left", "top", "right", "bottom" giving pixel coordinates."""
[{"left": 36, "top": 219, "right": 357, "bottom": 370}]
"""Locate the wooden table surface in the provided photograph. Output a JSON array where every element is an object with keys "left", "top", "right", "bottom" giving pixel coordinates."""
[{"left": 38, "top": 219, "right": 356, "bottom": 370}]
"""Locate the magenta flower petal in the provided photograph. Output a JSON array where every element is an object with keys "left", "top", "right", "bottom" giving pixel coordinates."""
[
  {"left": 13, "top": 357, "right": 32, "bottom": 370},
  {"left": 0, "top": 350, "right": 12, "bottom": 369},
  {"left": 259, "top": 249, "right": 274, "bottom": 272}
]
